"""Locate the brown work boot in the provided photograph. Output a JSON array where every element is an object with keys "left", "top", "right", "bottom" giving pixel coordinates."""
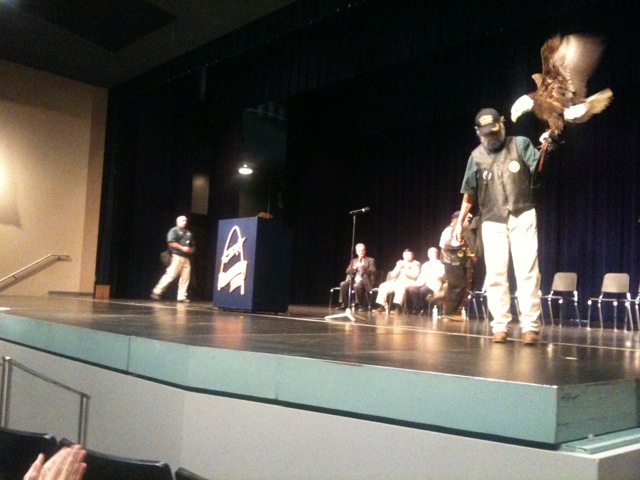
[
  {"left": 492, "top": 331, "right": 507, "bottom": 343},
  {"left": 522, "top": 331, "right": 540, "bottom": 345}
]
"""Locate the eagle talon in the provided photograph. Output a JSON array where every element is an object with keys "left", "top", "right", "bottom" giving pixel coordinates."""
[{"left": 539, "top": 132, "right": 551, "bottom": 144}]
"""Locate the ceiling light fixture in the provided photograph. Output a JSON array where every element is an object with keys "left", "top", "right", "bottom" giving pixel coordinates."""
[{"left": 238, "top": 164, "right": 253, "bottom": 175}]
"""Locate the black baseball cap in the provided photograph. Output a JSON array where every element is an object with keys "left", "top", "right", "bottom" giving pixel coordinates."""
[{"left": 475, "top": 108, "right": 502, "bottom": 135}]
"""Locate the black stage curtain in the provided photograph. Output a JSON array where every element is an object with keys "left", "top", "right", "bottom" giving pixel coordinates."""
[{"left": 98, "top": 0, "right": 640, "bottom": 308}]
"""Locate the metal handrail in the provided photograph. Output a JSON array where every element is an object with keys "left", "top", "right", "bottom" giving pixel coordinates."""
[
  {"left": 0, "top": 356, "right": 90, "bottom": 445},
  {"left": 0, "top": 254, "right": 71, "bottom": 290}
]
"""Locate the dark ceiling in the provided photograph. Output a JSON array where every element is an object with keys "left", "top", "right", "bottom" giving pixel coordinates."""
[{"left": 0, "top": 0, "right": 298, "bottom": 88}]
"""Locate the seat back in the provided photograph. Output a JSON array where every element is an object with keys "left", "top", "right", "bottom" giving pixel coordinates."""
[
  {"left": 601, "top": 273, "right": 630, "bottom": 295},
  {"left": 59, "top": 439, "right": 172, "bottom": 480},
  {"left": 85, "top": 452, "right": 172, "bottom": 480},
  {"left": 175, "top": 466, "right": 210, "bottom": 480},
  {"left": 550, "top": 272, "right": 577, "bottom": 292},
  {"left": 370, "top": 270, "right": 383, "bottom": 288},
  {"left": 0, "top": 426, "right": 58, "bottom": 480}
]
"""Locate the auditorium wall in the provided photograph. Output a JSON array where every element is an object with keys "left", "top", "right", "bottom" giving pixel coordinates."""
[{"left": 0, "top": 59, "right": 107, "bottom": 296}]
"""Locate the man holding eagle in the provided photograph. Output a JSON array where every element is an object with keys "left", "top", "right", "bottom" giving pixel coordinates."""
[{"left": 451, "top": 34, "right": 612, "bottom": 345}]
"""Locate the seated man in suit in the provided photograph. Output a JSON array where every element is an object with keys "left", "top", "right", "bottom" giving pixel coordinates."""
[
  {"left": 373, "top": 248, "right": 421, "bottom": 314},
  {"left": 338, "top": 243, "right": 376, "bottom": 311},
  {"left": 405, "top": 247, "right": 446, "bottom": 314}
]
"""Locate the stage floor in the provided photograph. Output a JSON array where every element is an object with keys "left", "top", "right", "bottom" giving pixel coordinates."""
[
  {"left": 1, "top": 295, "right": 640, "bottom": 449},
  {"left": 2, "top": 295, "right": 639, "bottom": 385}
]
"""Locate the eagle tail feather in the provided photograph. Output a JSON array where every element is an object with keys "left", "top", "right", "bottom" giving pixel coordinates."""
[{"left": 564, "top": 88, "right": 613, "bottom": 123}]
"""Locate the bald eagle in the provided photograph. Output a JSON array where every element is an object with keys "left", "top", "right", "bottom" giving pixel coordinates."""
[{"left": 511, "top": 34, "right": 613, "bottom": 145}]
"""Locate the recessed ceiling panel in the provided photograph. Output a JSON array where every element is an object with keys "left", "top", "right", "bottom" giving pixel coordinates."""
[{"left": 17, "top": 0, "right": 176, "bottom": 51}]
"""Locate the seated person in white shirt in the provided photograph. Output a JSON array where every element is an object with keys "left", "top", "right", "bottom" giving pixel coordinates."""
[
  {"left": 373, "top": 248, "right": 421, "bottom": 314},
  {"left": 405, "top": 247, "right": 446, "bottom": 314}
]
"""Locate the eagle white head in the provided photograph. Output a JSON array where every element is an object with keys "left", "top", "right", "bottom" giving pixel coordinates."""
[{"left": 511, "top": 95, "right": 534, "bottom": 122}]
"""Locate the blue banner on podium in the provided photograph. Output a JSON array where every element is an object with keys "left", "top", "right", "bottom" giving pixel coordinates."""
[{"left": 213, "top": 217, "right": 292, "bottom": 313}]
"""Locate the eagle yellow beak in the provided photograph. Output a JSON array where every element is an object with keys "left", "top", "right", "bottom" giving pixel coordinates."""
[{"left": 511, "top": 95, "right": 533, "bottom": 123}]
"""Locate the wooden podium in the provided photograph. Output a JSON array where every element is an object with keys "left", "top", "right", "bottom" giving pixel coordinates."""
[{"left": 213, "top": 217, "right": 292, "bottom": 313}]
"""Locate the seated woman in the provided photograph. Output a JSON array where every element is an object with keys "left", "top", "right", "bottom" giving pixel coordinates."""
[{"left": 373, "top": 249, "right": 420, "bottom": 314}]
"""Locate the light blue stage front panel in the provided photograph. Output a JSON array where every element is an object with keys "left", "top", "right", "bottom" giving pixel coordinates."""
[
  {"left": 276, "top": 359, "right": 639, "bottom": 445},
  {"left": 556, "top": 381, "right": 638, "bottom": 442},
  {"left": 123, "top": 336, "right": 640, "bottom": 446},
  {"left": 0, "top": 314, "right": 131, "bottom": 370},
  {"left": 274, "top": 356, "right": 560, "bottom": 444},
  {"left": 128, "top": 337, "right": 281, "bottom": 398},
  {"left": 126, "top": 337, "right": 560, "bottom": 444}
]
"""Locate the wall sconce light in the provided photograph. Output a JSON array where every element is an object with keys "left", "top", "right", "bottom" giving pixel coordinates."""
[{"left": 238, "top": 164, "right": 253, "bottom": 175}]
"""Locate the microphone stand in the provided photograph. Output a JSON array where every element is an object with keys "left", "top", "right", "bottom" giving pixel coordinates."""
[{"left": 325, "top": 212, "right": 365, "bottom": 322}]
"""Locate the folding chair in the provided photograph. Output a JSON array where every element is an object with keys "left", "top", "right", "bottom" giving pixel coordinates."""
[
  {"left": 634, "top": 284, "right": 640, "bottom": 330},
  {"left": 540, "top": 272, "right": 580, "bottom": 326},
  {"left": 328, "top": 285, "right": 341, "bottom": 309},
  {"left": 330, "top": 270, "right": 382, "bottom": 310},
  {"left": 586, "top": 273, "right": 634, "bottom": 330},
  {"left": 365, "top": 270, "right": 383, "bottom": 310},
  {"left": 465, "top": 283, "right": 487, "bottom": 321},
  {"left": 369, "top": 271, "right": 391, "bottom": 311}
]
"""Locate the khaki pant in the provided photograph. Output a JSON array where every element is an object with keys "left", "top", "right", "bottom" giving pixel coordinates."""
[
  {"left": 375, "top": 279, "right": 412, "bottom": 307},
  {"left": 153, "top": 254, "right": 191, "bottom": 301},
  {"left": 482, "top": 208, "right": 541, "bottom": 333}
]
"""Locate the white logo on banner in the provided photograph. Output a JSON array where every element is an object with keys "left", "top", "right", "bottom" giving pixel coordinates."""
[{"left": 217, "top": 226, "right": 248, "bottom": 294}]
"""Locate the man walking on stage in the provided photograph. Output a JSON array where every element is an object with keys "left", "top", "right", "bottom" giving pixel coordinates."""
[{"left": 151, "top": 215, "right": 194, "bottom": 302}]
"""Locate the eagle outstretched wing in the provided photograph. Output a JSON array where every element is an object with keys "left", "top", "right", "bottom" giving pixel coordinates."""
[{"left": 511, "top": 34, "right": 613, "bottom": 145}]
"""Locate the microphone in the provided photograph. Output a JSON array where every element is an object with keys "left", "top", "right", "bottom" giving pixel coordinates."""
[{"left": 350, "top": 207, "right": 371, "bottom": 215}]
